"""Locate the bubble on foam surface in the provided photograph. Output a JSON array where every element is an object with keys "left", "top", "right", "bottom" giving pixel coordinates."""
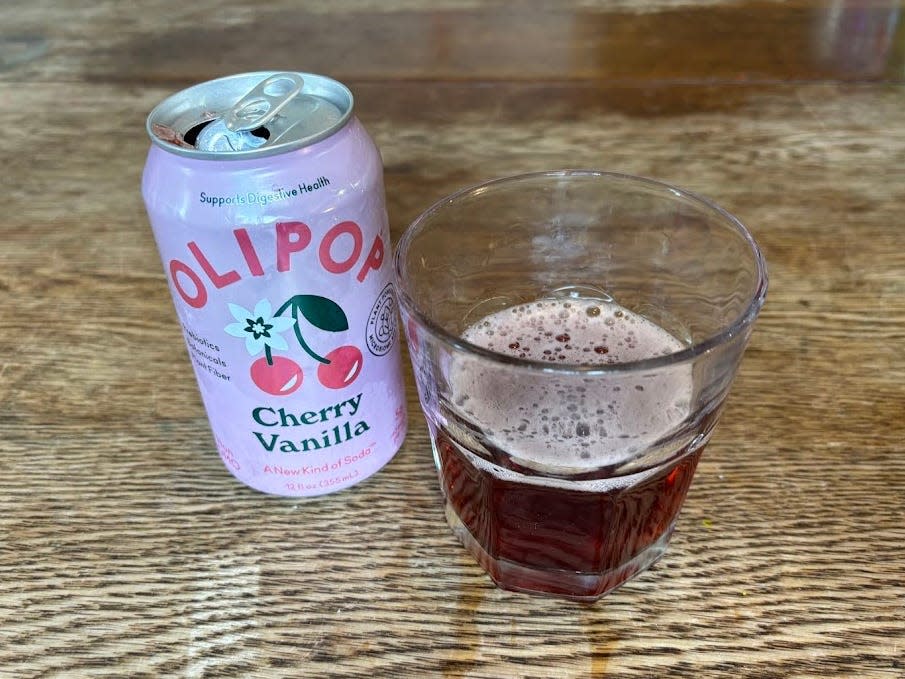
[{"left": 454, "top": 298, "right": 693, "bottom": 472}]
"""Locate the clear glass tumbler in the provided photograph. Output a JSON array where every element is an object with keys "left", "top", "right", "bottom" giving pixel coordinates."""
[{"left": 395, "top": 170, "right": 767, "bottom": 601}]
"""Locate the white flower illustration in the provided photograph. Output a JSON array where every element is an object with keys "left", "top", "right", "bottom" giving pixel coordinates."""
[{"left": 224, "top": 299, "right": 297, "bottom": 357}]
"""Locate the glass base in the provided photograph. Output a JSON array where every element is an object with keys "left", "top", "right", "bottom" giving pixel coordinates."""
[{"left": 445, "top": 500, "right": 675, "bottom": 602}]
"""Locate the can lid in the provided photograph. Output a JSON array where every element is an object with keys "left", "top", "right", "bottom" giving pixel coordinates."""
[{"left": 146, "top": 71, "right": 353, "bottom": 159}]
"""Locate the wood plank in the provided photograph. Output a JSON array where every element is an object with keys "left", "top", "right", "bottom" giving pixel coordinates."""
[{"left": 1, "top": 1, "right": 905, "bottom": 84}]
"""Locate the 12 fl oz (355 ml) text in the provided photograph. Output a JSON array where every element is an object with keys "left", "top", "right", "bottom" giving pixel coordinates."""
[{"left": 284, "top": 468, "right": 360, "bottom": 493}]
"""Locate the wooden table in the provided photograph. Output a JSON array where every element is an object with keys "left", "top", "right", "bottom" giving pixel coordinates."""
[{"left": 2, "top": 1, "right": 903, "bottom": 676}]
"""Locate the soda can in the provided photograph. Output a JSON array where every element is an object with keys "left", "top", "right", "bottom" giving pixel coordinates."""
[{"left": 141, "top": 72, "right": 407, "bottom": 496}]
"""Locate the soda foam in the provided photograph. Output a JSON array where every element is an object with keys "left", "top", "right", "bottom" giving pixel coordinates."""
[{"left": 454, "top": 298, "right": 693, "bottom": 472}]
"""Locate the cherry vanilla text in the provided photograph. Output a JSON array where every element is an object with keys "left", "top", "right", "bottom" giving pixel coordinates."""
[{"left": 251, "top": 392, "right": 371, "bottom": 453}]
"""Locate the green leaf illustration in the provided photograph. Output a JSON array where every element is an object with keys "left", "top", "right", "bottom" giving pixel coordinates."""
[{"left": 294, "top": 295, "right": 348, "bottom": 333}]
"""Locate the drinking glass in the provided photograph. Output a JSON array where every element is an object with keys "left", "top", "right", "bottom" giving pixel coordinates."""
[{"left": 395, "top": 170, "right": 767, "bottom": 600}]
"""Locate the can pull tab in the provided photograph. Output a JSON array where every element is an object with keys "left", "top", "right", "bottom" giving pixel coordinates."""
[{"left": 223, "top": 72, "right": 304, "bottom": 132}]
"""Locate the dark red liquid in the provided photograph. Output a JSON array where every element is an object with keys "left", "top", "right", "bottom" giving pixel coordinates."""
[{"left": 436, "top": 430, "right": 702, "bottom": 600}]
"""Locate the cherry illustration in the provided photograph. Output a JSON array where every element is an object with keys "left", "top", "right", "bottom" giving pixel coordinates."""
[
  {"left": 317, "top": 345, "right": 363, "bottom": 389},
  {"left": 230, "top": 294, "right": 361, "bottom": 394},
  {"left": 250, "top": 355, "right": 303, "bottom": 396}
]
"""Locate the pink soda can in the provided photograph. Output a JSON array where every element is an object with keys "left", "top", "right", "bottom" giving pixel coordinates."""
[{"left": 141, "top": 71, "right": 407, "bottom": 496}]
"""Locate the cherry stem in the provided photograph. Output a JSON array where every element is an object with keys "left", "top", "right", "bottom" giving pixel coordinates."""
[
  {"left": 265, "top": 345, "right": 273, "bottom": 365},
  {"left": 274, "top": 298, "right": 296, "bottom": 317},
  {"left": 275, "top": 296, "right": 331, "bottom": 364},
  {"left": 291, "top": 306, "right": 330, "bottom": 364}
]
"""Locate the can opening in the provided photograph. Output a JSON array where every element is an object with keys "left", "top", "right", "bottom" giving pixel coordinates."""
[
  {"left": 183, "top": 120, "right": 213, "bottom": 146},
  {"left": 183, "top": 120, "right": 270, "bottom": 148}
]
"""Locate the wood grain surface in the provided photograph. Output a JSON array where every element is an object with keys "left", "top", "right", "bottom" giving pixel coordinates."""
[{"left": 1, "top": 1, "right": 904, "bottom": 677}]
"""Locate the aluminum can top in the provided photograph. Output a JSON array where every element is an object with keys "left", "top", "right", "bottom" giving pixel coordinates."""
[{"left": 145, "top": 71, "right": 353, "bottom": 160}]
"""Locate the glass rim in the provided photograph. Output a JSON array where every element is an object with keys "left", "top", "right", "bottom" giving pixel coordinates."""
[{"left": 394, "top": 169, "right": 768, "bottom": 375}]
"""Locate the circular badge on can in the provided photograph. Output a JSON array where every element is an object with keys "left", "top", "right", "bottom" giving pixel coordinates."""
[{"left": 366, "top": 283, "right": 398, "bottom": 356}]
